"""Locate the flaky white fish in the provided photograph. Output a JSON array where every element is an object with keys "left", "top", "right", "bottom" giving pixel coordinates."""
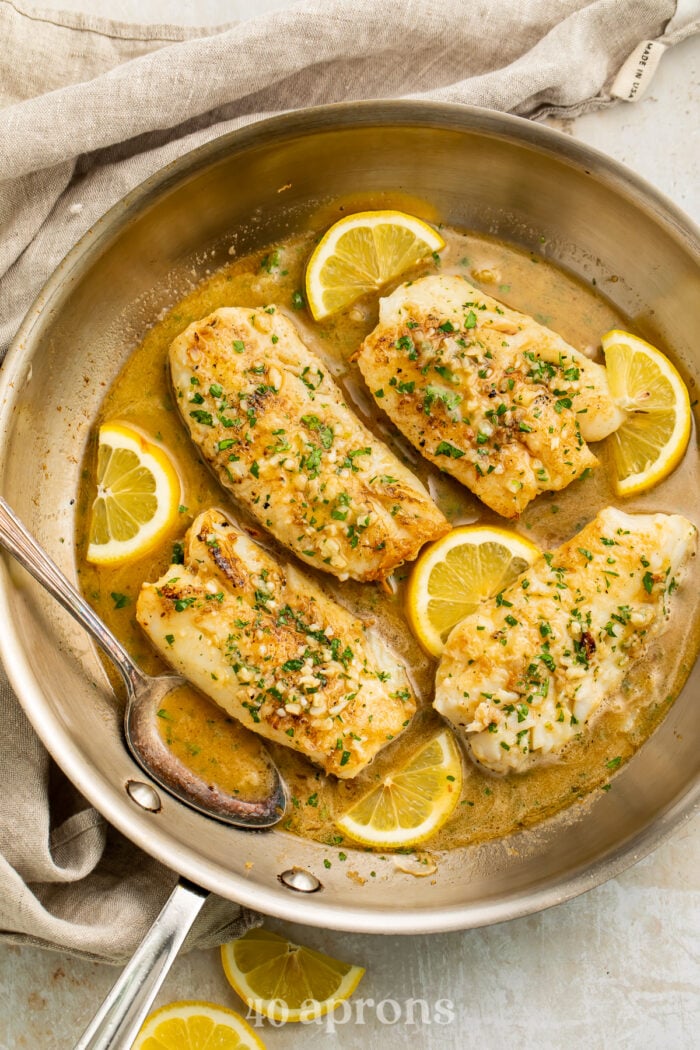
[
  {"left": 170, "top": 307, "right": 448, "bottom": 580},
  {"left": 434, "top": 507, "right": 696, "bottom": 773},
  {"left": 358, "top": 275, "right": 625, "bottom": 517},
  {"left": 137, "top": 509, "right": 416, "bottom": 778}
]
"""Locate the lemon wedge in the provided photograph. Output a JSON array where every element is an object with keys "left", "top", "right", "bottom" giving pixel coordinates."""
[
  {"left": 131, "top": 1000, "right": 265, "bottom": 1050},
  {"left": 87, "top": 421, "right": 181, "bottom": 565},
  {"left": 406, "top": 525, "right": 541, "bottom": 657},
  {"left": 601, "top": 329, "right": 692, "bottom": 495},
  {"left": 304, "top": 210, "right": 445, "bottom": 320},
  {"left": 335, "top": 728, "right": 463, "bottom": 848},
  {"left": 221, "top": 928, "right": 365, "bottom": 1023}
]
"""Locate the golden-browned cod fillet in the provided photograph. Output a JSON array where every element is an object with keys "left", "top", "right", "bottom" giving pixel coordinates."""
[
  {"left": 357, "top": 275, "right": 626, "bottom": 518},
  {"left": 169, "top": 307, "right": 448, "bottom": 581},
  {"left": 136, "top": 509, "right": 417, "bottom": 778},
  {"left": 435, "top": 507, "right": 696, "bottom": 774}
]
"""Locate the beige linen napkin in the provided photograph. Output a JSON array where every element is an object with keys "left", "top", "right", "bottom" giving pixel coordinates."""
[{"left": 0, "top": 0, "right": 697, "bottom": 962}]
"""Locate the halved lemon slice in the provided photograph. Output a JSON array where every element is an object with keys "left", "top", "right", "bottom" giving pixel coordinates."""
[
  {"left": 131, "top": 1000, "right": 265, "bottom": 1050},
  {"left": 406, "top": 525, "right": 541, "bottom": 657},
  {"left": 602, "top": 329, "right": 692, "bottom": 496},
  {"left": 335, "top": 728, "right": 463, "bottom": 848},
  {"left": 221, "top": 928, "right": 365, "bottom": 1023},
  {"left": 304, "top": 210, "right": 445, "bottom": 320},
  {"left": 86, "top": 421, "right": 181, "bottom": 565}
]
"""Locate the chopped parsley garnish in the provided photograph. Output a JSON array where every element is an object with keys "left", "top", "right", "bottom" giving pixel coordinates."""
[
  {"left": 260, "top": 249, "right": 280, "bottom": 272},
  {"left": 435, "top": 440, "right": 465, "bottom": 459},
  {"left": 174, "top": 596, "right": 197, "bottom": 612},
  {"left": 301, "top": 414, "right": 334, "bottom": 448},
  {"left": 189, "top": 409, "right": 213, "bottom": 426}
]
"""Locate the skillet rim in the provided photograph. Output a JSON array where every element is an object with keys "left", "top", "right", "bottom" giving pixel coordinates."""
[{"left": 0, "top": 98, "right": 698, "bottom": 934}]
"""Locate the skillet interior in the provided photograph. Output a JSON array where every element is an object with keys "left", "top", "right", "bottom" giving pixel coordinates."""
[{"left": 0, "top": 101, "right": 698, "bottom": 934}]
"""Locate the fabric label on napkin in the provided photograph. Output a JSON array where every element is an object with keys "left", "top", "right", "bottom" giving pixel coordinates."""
[{"left": 610, "top": 39, "right": 667, "bottom": 101}]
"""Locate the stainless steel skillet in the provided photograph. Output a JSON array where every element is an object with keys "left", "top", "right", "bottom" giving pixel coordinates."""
[{"left": 0, "top": 100, "right": 698, "bottom": 1033}]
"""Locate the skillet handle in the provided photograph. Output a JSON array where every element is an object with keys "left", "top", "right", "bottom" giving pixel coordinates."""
[{"left": 74, "top": 879, "right": 209, "bottom": 1050}]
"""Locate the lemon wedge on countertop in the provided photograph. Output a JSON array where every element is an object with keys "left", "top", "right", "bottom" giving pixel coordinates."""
[
  {"left": 221, "top": 928, "right": 365, "bottom": 1023},
  {"left": 131, "top": 1000, "right": 265, "bottom": 1049}
]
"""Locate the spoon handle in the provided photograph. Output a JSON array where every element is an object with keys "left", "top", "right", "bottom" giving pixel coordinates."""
[
  {"left": 74, "top": 879, "right": 209, "bottom": 1050},
  {"left": 0, "top": 497, "right": 145, "bottom": 693}
]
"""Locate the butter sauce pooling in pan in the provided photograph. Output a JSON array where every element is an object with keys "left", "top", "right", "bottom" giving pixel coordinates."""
[{"left": 75, "top": 219, "right": 700, "bottom": 852}]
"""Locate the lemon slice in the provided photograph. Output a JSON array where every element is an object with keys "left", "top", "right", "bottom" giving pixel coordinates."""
[
  {"left": 304, "top": 210, "right": 445, "bottom": 320},
  {"left": 335, "top": 728, "right": 463, "bottom": 848},
  {"left": 131, "top": 1000, "right": 265, "bottom": 1050},
  {"left": 601, "top": 329, "right": 692, "bottom": 496},
  {"left": 87, "top": 421, "right": 181, "bottom": 565},
  {"left": 406, "top": 525, "right": 541, "bottom": 657},
  {"left": 221, "top": 928, "right": 365, "bottom": 1023}
]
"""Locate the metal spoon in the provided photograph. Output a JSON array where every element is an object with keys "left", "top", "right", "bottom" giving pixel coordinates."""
[{"left": 0, "top": 497, "right": 286, "bottom": 828}]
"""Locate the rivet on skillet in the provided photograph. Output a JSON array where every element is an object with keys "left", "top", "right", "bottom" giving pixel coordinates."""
[
  {"left": 126, "top": 780, "right": 162, "bottom": 812},
  {"left": 279, "top": 868, "right": 322, "bottom": 893}
]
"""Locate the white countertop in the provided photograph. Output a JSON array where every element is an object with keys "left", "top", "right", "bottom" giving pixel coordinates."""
[{"left": 1, "top": 5, "right": 698, "bottom": 1049}]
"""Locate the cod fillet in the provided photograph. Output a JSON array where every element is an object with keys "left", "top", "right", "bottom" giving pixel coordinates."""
[
  {"left": 137, "top": 509, "right": 416, "bottom": 778},
  {"left": 357, "top": 275, "right": 626, "bottom": 517},
  {"left": 170, "top": 307, "right": 448, "bottom": 581},
  {"left": 434, "top": 506, "right": 696, "bottom": 774}
]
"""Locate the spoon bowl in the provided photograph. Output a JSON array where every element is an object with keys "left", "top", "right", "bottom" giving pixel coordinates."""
[{"left": 0, "top": 496, "right": 287, "bottom": 829}]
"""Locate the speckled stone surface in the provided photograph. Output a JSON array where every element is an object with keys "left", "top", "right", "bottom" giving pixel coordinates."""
[{"left": 0, "top": 5, "right": 698, "bottom": 1049}]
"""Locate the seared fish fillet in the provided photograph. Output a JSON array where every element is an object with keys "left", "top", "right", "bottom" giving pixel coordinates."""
[
  {"left": 137, "top": 509, "right": 416, "bottom": 778},
  {"left": 435, "top": 507, "right": 696, "bottom": 774},
  {"left": 170, "top": 307, "right": 448, "bottom": 581},
  {"left": 357, "top": 275, "right": 625, "bottom": 518}
]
